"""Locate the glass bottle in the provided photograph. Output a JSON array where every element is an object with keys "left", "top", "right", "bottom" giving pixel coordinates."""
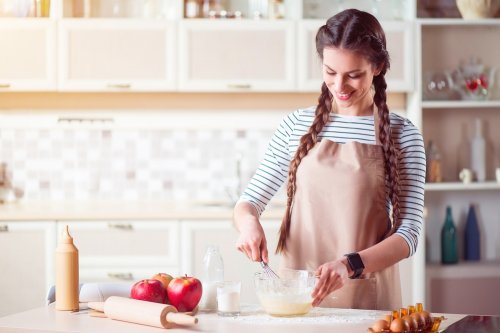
[
  {"left": 470, "top": 118, "right": 486, "bottom": 182},
  {"left": 199, "top": 245, "right": 224, "bottom": 311},
  {"left": 441, "top": 206, "right": 458, "bottom": 264},
  {"left": 464, "top": 204, "right": 480, "bottom": 261},
  {"left": 426, "top": 141, "right": 442, "bottom": 183}
]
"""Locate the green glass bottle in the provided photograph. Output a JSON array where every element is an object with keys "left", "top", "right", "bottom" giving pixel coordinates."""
[{"left": 441, "top": 206, "right": 458, "bottom": 264}]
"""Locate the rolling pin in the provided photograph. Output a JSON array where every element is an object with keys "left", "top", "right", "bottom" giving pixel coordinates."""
[{"left": 88, "top": 296, "right": 198, "bottom": 329}]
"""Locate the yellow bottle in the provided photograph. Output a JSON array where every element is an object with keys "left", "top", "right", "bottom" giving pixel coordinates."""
[{"left": 55, "top": 225, "right": 79, "bottom": 311}]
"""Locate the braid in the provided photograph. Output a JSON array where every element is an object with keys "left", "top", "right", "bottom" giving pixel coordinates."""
[
  {"left": 373, "top": 75, "right": 401, "bottom": 232},
  {"left": 276, "top": 83, "right": 332, "bottom": 254}
]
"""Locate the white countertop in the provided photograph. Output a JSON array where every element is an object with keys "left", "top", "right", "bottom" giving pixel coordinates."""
[
  {"left": 0, "top": 304, "right": 465, "bottom": 333},
  {"left": 0, "top": 200, "right": 285, "bottom": 221}
]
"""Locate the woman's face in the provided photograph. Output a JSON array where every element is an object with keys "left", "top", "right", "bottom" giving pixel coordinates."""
[{"left": 322, "top": 47, "right": 379, "bottom": 114}]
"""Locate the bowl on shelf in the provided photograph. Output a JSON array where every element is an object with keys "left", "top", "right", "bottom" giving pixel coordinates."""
[
  {"left": 456, "top": 0, "right": 500, "bottom": 19},
  {"left": 254, "top": 268, "right": 316, "bottom": 317}
]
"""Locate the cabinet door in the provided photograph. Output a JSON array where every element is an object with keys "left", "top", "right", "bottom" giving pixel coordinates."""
[
  {"left": 0, "top": 221, "right": 56, "bottom": 317},
  {"left": 297, "top": 20, "right": 414, "bottom": 92},
  {"left": 178, "top": 20, "right": 295, "bottom": 91},
  {"left": 180, "top": 219, "right": 281, "bottom": 304},
  {"left": 0, "top": 19, "right": 56, "bottom": 91},
  {"left": 57, "top": 221, "right": 180, "bottom": 269},
  {"left": 58, "top": 19, "right": 176, "bottom": 91}
]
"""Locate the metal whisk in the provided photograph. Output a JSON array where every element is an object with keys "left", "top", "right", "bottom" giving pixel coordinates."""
[{"left": 260, "top": 261, "right": 280, "bottom": 279}]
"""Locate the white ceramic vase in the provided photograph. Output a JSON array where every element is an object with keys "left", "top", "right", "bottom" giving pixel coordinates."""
[{"left": 456, "top": 0, "right": 500, "bottom": 19}]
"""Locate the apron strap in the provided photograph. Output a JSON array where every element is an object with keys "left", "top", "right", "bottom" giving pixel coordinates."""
[{"left": 373, "top": 104, "right": 381, "bottom": 146}]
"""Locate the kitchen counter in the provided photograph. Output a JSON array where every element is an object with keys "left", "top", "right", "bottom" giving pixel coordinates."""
[
  {"left": 0, "top": 304, "right": 465, "bottom": 333},
  {"left": 0, "top": 200, "right": 285, "bottom": 221}
]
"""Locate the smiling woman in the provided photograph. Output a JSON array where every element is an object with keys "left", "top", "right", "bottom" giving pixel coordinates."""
[{"left": 233, "top": 8, "right": 426, "bottom": 311}]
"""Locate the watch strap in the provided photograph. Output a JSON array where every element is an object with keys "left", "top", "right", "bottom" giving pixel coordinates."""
[{"left": 345, "top": 252, "right": 364, "bottom": 279}]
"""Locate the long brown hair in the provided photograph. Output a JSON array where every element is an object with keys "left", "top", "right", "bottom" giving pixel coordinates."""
[{"left": 276, "top": 9, "right": 401, "bottom": 253}]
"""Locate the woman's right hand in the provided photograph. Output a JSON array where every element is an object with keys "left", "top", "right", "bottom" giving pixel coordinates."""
[{"left": 235, "top": 214, "right": 269, "bottom": 263}]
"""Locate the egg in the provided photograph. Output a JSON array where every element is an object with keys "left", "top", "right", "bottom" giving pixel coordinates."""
[
  {"left": 410, "top": 312, "right": 425, "bottom": 330},
  {"left": 421, "top": 310, "right": 433, "bottom": 329},
  {"left": 383, "top": 314, "right": 393, "bottom": 323},
  {"left": 402, "top": 315, "right": 418, "bottom": 332},
  {"left": 371, "top": 319, "right": 389, "bottom": 332},
  {"left": 390, "top": 318, "right": 409, "bottom": 333}
]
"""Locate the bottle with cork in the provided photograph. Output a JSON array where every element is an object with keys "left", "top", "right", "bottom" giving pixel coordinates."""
[{"left": 55, "top": 225, "right": 79, "bottom": 311}]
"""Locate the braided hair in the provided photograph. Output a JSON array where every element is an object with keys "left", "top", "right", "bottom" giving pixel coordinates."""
[{"left": 276, "top": 9, "right": 401, "bottom": 253}]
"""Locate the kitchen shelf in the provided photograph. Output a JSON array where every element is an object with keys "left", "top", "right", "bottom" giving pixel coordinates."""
[
  {"left": 425, "top": 182, "right": 500, "bottom": 191},
  {"left": 418, "top": 18, "right": 500, "bottom": 26},
  {"left": 422, "top": 100, "right": 500, "bottom": 109},
  {"left": 426, "top": 260, "right": 500, "bottom": 279}
]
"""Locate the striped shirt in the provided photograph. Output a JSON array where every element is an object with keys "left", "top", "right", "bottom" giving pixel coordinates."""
[{"left": 240, "top": 106, "right": 426, "bottom": 257}]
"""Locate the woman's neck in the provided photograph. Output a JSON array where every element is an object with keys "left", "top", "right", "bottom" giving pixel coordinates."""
[{"left": 336, "top": 99, "right": 375, "bottom": 117}]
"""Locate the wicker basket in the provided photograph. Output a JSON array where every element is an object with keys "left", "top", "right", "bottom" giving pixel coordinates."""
[{"left": 456, "top": 0, "right": 500, "bottom": 19}]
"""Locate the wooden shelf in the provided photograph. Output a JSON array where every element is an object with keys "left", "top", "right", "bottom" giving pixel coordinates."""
[
  {"left": 425, "top": 182, "right": 500, "bottom": 191},
  {"left": 422, "top": 100, "right": 500, "bottom": 109},
  {"left": 426, "top": 260, "right": 500, "bottom": 279},
  {"left": 418, "top": 18, "right": 500, "bottom": 26}
]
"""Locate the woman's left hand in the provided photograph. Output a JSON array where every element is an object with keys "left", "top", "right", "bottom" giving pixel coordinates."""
[{"left": 311, "top": 259, "right": 349, "bottom": 307}]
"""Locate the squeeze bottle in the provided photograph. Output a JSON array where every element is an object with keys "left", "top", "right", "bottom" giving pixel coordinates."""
[{"left": 55, "top": 225, "right": 79, "bottom": 311}]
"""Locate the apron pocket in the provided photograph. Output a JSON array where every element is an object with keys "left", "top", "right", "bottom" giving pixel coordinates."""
[{"left": 320, "top": 277, "right": 377, "bottom": 310}]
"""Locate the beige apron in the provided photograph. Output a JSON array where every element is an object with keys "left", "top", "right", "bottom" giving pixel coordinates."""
[{"left": 281, "top": 110, "right": 402, "bottom": 311}]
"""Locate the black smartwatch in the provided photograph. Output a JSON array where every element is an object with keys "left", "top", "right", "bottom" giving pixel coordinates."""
[{"left": 345, "top": 252, "right": 364, "bottom": 279}]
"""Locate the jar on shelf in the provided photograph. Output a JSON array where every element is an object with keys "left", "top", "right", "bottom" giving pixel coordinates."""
[
  {"left": 268, "top": 0, "right": 284, "bottom": 19},
  {"left": 185, "top": 0, "right": 201, "bottom": 18},
  {"left": 202, "top": 0, "right": 225, "bottom": 18},
  {"left": 72, "top": 0, "right": 91, "bottom": 18}
]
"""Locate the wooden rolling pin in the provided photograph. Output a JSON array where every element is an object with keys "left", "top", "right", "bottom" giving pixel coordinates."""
[{"left": 88, "top": 296, "right": 198, "bottom": 329}]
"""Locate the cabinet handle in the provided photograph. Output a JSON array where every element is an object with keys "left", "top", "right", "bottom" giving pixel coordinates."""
[
  {"left": 107, "top": 272, "right": 134, "bottom": 280},
  {"left": 107, "top": 83, "right": 132, "bottom": 89},
  {"left": 108, "top": 223, "right": 133, "bottom": 230},
  {"left": 227, "top": 83, "right": 252, "bottom": 89},
  {"left": 0, "top": 225, "right": 8, "bottom": 232},
  {"left": 0, "top": 83, "right": 11, "bottom": 88}
]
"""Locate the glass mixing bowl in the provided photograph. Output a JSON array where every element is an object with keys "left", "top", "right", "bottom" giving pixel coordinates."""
[{"left": 254, "top": 268, "right": 316, "bottom": 317}]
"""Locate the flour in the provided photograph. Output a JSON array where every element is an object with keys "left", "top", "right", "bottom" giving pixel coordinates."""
[{"left": 197, "top": 304, "right": 383, "bottom": 325}]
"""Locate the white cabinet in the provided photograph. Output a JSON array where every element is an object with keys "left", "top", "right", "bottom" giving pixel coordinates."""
[
  {"left": 297, "top": 19, "right": 414, "bottom": 92},
  {"left": 57, "top": 220, "right": 180, "bottom": 283},
  {"left": 0, "top": 221, "right": 56, "bottom": 317},
  {"left": 180, "top": 219, "right": 281, "bottom": 303},
  {"left": 0, "top": 19, "right": 56, "bottom": 91},
  {"left": 178, "top": 19, "right": 296, "bottom": 91},
  {"left": 57, "top": 19, "right": 177, "bottom": 91}
]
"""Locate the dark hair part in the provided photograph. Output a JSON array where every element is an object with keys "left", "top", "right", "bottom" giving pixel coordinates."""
[{"left": 276, "top": 9, "right": 401, "bottom": 253}]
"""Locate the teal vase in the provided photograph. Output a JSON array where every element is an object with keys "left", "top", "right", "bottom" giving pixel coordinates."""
[{"left": 441, "top": 206, "right": 458, "bottom": 264}]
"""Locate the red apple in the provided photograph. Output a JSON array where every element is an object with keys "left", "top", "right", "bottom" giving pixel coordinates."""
[
  {"left": 151, "top": 273, "right": 174, "bottom": 290},
  {"left": 166, "top": 275, "right": 202, "bottom": 312},
  {"left": 130, "top": 279, "right": 167, "bottom": 304}
]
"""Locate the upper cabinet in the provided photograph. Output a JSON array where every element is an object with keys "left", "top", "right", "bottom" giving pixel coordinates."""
[
  {"left": 0, "top": 19, "right": 56, "bottom": 91},
  {"left": 0, "top": 0, "right": 416, "bottom": 92},
  {"left": 178, "top": 19, "right": 295, "bottom": 92},
  {"left": 58, "top": 19, "right": 177, "bottom": 91}
]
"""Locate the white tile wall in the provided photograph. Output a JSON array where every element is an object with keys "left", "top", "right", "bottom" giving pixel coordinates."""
[{"left": 0, "top": 127, "right": 286, "bottom": 202}]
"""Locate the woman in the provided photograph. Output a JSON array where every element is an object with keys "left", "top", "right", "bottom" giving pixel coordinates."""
[{"left": 233, "top": 9, "right": 425, "bottom": 310}]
